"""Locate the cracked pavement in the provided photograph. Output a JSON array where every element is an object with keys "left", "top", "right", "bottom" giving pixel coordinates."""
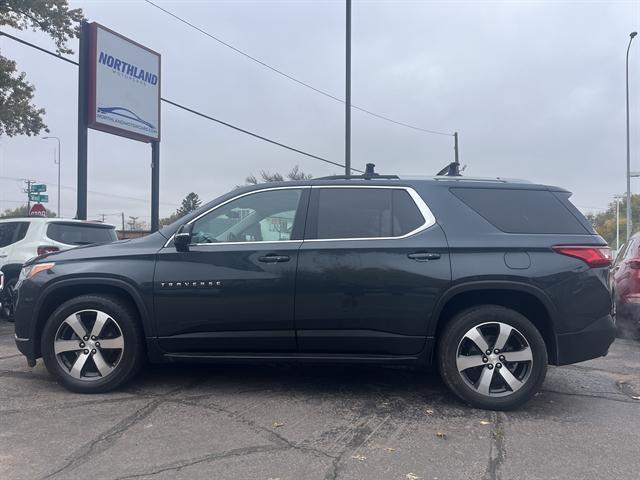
[{"left": 0, "top": 321, "right": 639, "bottom": 480}]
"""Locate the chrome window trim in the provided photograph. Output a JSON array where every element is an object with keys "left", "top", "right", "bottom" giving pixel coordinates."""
[
  {"left": 163, "top": 184, "right": 436, "bottom": 248},
  {"left": 163, "top": 186, "right": 309, "bottom": 248}
]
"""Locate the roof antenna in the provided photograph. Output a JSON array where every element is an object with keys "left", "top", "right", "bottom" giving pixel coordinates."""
[{"left": 436, "top": 162, "right": 462, "bottom": 177}]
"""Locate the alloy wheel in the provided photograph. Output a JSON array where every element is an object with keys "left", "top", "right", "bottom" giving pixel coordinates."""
[
  {"left": 456, "top": 321, "right": 533, "bottom": 397},
  {"left": 54, "top": 309, "right": 125, "bottom": 381}
]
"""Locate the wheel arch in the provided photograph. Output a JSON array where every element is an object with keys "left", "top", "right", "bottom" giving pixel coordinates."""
[
  {"left": 31, "top": 278, "right": 151, "bottom": 359},
  {"left": 431, "top": 281, "right": 558, "bottom": 364}
]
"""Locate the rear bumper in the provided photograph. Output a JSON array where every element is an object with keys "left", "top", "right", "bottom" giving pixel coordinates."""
[{"left": 555, "top": 314, "right": 616, "bottom": 365}]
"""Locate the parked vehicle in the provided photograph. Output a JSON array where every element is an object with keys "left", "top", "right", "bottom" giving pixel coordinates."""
[
  {"left": 13, "top": 169, "right": 615, "bottom": 410},
  {"left": 0, "top": 271, "right": 4, "bottom": 317},
  {"left": 611, "top": 236, "right": 640, "bottom": 340},
  {"left": 0, "top": 218, "right": 117, "bottom": 319}
]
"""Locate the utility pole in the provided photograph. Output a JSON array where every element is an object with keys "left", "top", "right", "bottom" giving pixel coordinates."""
[
  {"left": 23, "top": 179, "right": 34, "bottom": 212},
  {"left": 615, "top": 195, "right": 622, "bottom": 252},
  {"left": 454, "top": 132, "right": 459, "bottom": 165},
  {"left": 128, "top": 216, "right": 139, "bottom": 231},
  {"left": 344, "top": 0, "right": 352, "bottom": 176},
  {"left": 625, "top": 32, "right": 637, "bottom": 241},
  {"left": 121, "top": 212, "right": 125, "bottom": 231}
]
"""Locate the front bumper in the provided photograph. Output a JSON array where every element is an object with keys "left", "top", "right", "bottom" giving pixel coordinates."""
[
  {"left": 14, "top": 334, "right": 36, "bottom": 367},
  {"left": 555, "top": 314, "right": 616, "bottom": 365}
]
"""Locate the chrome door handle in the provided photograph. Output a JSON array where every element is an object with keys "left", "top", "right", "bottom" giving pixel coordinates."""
[
  {"left": 407, "top": 252, "right": 441, "bottom": 261},
  {"left": 258, "top": 254, "right": 290, "bottom": 263}
]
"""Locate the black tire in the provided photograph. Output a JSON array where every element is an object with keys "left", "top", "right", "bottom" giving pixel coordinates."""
[
  {"left": 41, "top": 294, "right": 144, "bottom": 393},
  {"left": 437, "top": 305, "right": 548, "bottom": 411},
  {"left": 1, "top": 276, "right": 17, "bottom": 321}
]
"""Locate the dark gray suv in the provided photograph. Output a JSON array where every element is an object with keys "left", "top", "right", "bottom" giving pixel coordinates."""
[{"left": 13, "top": 172, "right": 615, "bottom": 410}]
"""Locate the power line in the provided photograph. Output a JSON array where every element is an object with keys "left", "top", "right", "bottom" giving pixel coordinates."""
[
  {"left": 0, "top": 30, "right": 360, "bottom": 172},
  {"left": 143, "top": 0, "right": 454, "bottom": 137},
  {"left": 0, "top": 175, "right": 180, "bottom": 207}
]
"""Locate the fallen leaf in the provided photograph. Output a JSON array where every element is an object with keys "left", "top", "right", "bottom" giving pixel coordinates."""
[
  {"left": 436, "top": 432, "right": 446, "bottom": 439},
  {"left": 351, "top": 454, "right": 367, "bottom": 461},
  {"left": 479, "top": 420, "right": 491, "bottom": 425},
  {"left": 384, "top": 447, "right": 396, "bottom": 453},
  {"left": 406, "top": 473, "right": 421, "bottom": 480},
  {"left": 272, "top": 422, "right": 285, "bottom": 428}
]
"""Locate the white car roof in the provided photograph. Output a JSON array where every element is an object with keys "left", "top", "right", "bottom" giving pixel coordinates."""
[{"left": 0, "top": 217, "right": 116, "bottom": 228}]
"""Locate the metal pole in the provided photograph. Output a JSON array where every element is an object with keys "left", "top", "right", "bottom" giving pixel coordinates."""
[
  {"left": 625, "top": 32, "right": 637, "bottom": 241},
  {"left": 26, "top": 179, "right": 31, "bottom": 212},
  {"left": 151, "top": 141, "right": 160, "bottom": 232},
  {"left": 454, "top": 131, "right": 459, "bottom": 165},
  {"left": 345, "top": 0, "right": 351, "bottom": 176},
  {"left": 616, "top": 196, "right": 620, "bottom": 252},
  {"left": 43, "top": 137, "right": 61, "bottom": 217},
  {"left": 76, "top": 21, "right": 89, "bottom": 220},
  {"left": 57, "top": 140, "right": 61, "bottom": 217}
]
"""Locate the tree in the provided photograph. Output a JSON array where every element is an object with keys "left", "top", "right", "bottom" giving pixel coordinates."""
[
  {"left": 1, "top": 204, "right": 56, "bottom": 218},
  {"left": 584, "top": 194, "right": 640, "bottom": 248},
  {"left": 244, "top": 165, "right": 313, "bottom": 185},
  {"left": 160, "top": 192, "right": 202, "bottom": 226},
  {"left": 177, "top": 192, "right": 202, "bottom": 216},
  {"left": 0, "top": 1, "right": 84, "bottom": 137}
]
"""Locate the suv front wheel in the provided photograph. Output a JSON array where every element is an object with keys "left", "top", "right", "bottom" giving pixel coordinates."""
[
  {"left": 41, "top": 294, "right": 144, "bottom": 393},
  {"left": 438, "top": 305, "right": 548, "bottom": 410}
]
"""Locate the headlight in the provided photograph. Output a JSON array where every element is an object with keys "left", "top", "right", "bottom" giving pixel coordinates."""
[{"left": 19, "top": 263, "right": 55, "bottom": 281}]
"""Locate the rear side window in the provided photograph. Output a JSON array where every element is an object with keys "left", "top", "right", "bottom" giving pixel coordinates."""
[
  {"left": 310, "top": 188, "right": 426, "bottom": 239},
  {"left": 0, "top": 222, "right": 29, "bottom": 248},
  {"left": 47, "top": 223, "right": 117, "bottom": 245},
  {"left": 450, "top": 188, "right": 589, "bottom": 235}
]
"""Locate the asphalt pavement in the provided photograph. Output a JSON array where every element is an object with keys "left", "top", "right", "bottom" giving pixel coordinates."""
[{"left": 0, "top": 320, "right": 638, "bottom": 480}]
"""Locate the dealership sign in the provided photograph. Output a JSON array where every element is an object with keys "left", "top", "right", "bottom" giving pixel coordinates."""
[{"left": 87, "top": 23, "right": 160, "bottom": 142}]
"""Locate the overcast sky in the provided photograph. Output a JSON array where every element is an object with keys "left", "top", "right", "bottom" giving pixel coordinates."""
[{"left": 1, "top": 0, "right": 639, "bottom": 225}]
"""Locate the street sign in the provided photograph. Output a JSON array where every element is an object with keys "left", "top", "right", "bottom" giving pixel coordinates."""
[
  {"left": 29, "top": 194, "right": 49, "bottom": 203},
  {"left": 30, "top": 184, "right": 47, "bottom": 193},
  {"left": 29, "top": 204, "right": 47, "bottom": 217}
]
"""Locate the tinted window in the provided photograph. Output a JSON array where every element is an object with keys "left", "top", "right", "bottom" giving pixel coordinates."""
[
  {"left": 393, "top": 190, "right": 424, "bottom": 236},
  {"left": 450, "top": 188, "right": 589, "bottom": 235},
  {"left": 191, "top": 188, "right": 303, "bottom": 244},
  {"left": 0, "top": 222, "right": 29, "bottom": 248},
  {"left": 47, "top": 223, "right": 117, "bottom": 245},
  {"left": 312, "top": 188, "right": 425, "bottom": 239}
]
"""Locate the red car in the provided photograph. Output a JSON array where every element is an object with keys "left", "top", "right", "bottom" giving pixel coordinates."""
[{"left": 611, "top": 236, "right": 640, "bottom": 340}]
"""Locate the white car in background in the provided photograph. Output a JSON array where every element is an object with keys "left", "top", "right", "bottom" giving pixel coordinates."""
[{"left": 0, "top": 218, "right": 118, "bottom": 319}]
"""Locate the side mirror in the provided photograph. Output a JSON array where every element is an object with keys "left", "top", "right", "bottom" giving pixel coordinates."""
[{"left": 174, "top": 224, "right": 193, "bottom": 252}]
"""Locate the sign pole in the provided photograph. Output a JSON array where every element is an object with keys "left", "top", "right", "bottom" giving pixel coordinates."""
[
  {"left": 151, "top": 141, "right": 160, "bottom": 232},
  {"left": 345, "top": 0, "right": 352, "bottom": 176},
  {"left": 76, "top": 21, "right": 89, "bottom": 220}
]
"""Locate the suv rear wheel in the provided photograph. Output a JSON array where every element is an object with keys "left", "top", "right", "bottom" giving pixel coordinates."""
[
  {"left": 438, "top": 305, "right": 548, "bottom": 410},
  {"left": 41, "top": 295, "right": 144, "bottom": 393}
]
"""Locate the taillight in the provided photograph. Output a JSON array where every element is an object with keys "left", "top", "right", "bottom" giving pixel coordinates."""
[
  {"left": 553, "top": 245, "right": 612, "bottom": 267},
  {"left": 37, "top": 246, "right": 60, "bottom": 256}
]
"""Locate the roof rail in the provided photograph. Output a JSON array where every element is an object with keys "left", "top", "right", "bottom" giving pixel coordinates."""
[{"left": 317, "top": 163, "right": 399, "bottom": 180}]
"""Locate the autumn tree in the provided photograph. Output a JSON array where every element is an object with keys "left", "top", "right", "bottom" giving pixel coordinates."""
[
  {"left": 0, "top": 1, "right": 84, "bottom": 137},
  {"left": 244, "top": 165, "right": 313, "bottom": 185}
]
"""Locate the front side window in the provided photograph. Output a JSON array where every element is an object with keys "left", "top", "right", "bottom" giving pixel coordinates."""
[
  {"left": 191, "top": 188, "right": 304, "bottom": 244},
  {"left": 311, "top": 188, "right": 426, "bottom": 240}
]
